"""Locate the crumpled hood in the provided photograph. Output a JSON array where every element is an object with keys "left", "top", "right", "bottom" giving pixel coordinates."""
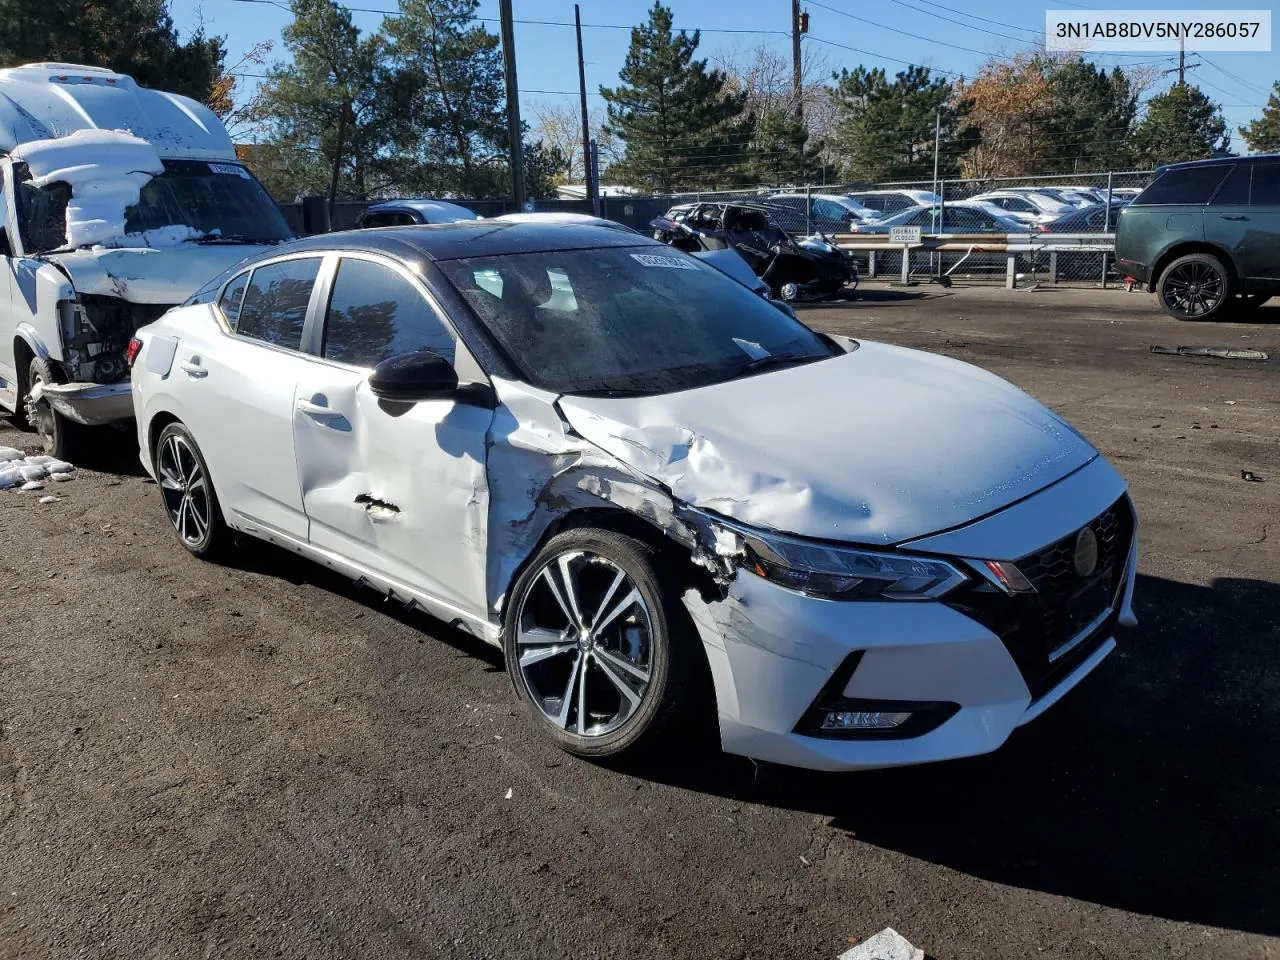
[
  {"left": 557, "top": 341, "right": 1097, "bottom": 546},
  {"left": 48, "top": 244, "right": 270, "bottom": 304}
]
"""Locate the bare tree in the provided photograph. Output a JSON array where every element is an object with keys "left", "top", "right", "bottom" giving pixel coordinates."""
[
  {"left": 529, "top": 99, "right": 613, "bottom": 183},
  {"left": 206, "top": 40, "right": 275, "bottom": 142},
  {"left": 712, "top": 42, "right": 835, "bottom": 139}
]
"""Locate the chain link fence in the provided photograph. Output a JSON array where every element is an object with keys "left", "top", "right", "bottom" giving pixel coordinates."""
[
  {"left": 655, "top": 170, "right": 1154, "bottom": 285},
  {"left": 282, "top": 169, "right": 1154, "bottom": 286}
]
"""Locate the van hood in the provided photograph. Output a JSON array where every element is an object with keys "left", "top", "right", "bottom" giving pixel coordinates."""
[
  {"left": 48, "top": 243, "right": 269, "bottom": 304},
  {"left": 557, "top": 341, "right": 1097, "bottom": 546}
]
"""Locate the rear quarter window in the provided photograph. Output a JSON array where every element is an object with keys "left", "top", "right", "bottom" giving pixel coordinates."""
[{"left": 1132, "top": 166, "right": 1232, "bottom": 206}]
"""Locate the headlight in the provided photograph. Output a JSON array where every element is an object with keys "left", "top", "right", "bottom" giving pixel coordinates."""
[{"left": 704, "top": 515, "right": 968, "bottom": 601}]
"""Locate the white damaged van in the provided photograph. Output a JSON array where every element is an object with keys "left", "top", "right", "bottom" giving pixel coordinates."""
[{"left": 0, "top": 63, "right": 294, "bottom": 457}]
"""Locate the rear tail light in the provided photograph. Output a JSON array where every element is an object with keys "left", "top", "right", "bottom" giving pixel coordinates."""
[
  {"left": 125, "top": 337, "right": 143, "bottom": 369},
  {"left": 1037, "top": 224, "right": 1049, "bottom": 233}
]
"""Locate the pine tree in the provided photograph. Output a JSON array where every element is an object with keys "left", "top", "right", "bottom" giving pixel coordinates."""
[
  {"left": 0, "top": 0, "right": 224, "bottom": 102},
  {"left": 255, "top": 0, "right": 387, "bottom": 200},
  {"left": 1132, "top": 83, "right": 1230, "bottom": 167},
  {"left": 600, "top": 2, "right": 751, "bottom": 191},
  {"left": 1239, "top": 82, "right": 1280, "bottom": 153},
  {"left": 831, "top": 65, "right": 959, "bottom": 182},
  {"left": 742, "top": 108, "right": 819, "bottom": 186},
  {"left": 383, "top": 0, "right": 508, "bottom": 197},
  {"left": 1043, "top": 60, "right": 1137, "bottom": 172}
]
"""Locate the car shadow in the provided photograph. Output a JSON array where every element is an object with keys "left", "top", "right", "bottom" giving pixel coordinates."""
[
  {"left": 621, "top": 573, "right": 1280, "bottom": 937},
  {"left": 218, "top": 536, "right": 506, "bottom": 671},
  {"left": 797, "top": 288, "right": 946, "bottom": 310}
]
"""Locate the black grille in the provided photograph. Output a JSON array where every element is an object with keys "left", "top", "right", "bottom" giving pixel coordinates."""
[{"left": 948, "top": 496, "right": 1135, "bottom": 701}]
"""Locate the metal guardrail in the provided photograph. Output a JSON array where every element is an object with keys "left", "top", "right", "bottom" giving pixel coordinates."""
[{"left": 832, "top": 232, "right": 1118, "bottom": 288}]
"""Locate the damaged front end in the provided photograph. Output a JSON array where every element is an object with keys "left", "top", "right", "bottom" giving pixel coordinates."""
[{"left": 39, "top": 294, "right": 172, "bottom": 426}]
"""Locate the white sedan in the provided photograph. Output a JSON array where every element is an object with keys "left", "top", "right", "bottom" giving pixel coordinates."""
[{"left": 128, "top": 221, "right": 1138, "bottom": 770}]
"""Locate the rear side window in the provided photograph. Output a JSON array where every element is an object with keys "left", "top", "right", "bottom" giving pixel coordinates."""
[
  {"left": 218, "top": 272, "right": 249, "bottom": 328},
  {"left": 237, "top": 257, "right": 321, "bottom": 351},
  {"left": 1250, "top": 163, "right": 1280, "bottom": 206},
  {"left": 322, "top": 257, "right": 455, "bottom": 368},
  {"left": 1212, "top": 165, "right": 1251, "bottom": 205},
  {"left": 1132, "top": 166, "right": 1232, "bottom": 206}
]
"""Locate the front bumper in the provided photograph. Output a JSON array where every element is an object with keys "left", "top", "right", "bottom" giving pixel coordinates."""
[
  {"left": 38, "top": 380, "right": 134, "bottom": 426},
  {"left": 684, "top": 458, "right": 1138, "bottom": 772}
]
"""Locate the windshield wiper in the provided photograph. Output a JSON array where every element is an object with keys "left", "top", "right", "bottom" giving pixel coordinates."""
[
  {"left": 732, "top": 352, "right": 825, "bottom": 378},
  {"left": 190, "top": 233, "right": 277, "bottom": 245}
]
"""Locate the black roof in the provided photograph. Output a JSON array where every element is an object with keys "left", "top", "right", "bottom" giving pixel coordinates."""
[
  {"left": 1155, "top": 153, "right": 1280, "bottom": 175},
  {"left": 275, "top": 219, "right": 658, "bottom": 262}
]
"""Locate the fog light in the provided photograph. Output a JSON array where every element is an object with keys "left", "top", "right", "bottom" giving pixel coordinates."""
[{"left": 820, "top": 710, "right": 912, "bottom": 731}]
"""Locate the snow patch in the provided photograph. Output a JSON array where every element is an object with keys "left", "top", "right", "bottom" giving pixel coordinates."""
[
  {"left": 11, "top": 129, "right": 165, "bottom": 248},
  {"left": 0, "top": 451, "right": 75, "bottom": 490}
]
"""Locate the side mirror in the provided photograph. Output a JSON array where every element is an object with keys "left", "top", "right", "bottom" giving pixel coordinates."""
[{"left": 368, "top": 350, "right": 458, "bottom": 402}]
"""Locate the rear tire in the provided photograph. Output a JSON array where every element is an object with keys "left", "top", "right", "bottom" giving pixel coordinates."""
[
  {"left": 154, "top": 422, "right": 230, "bottom": 559},
  {"left": 503, "top": 528, "right": 701, "bottom": 759},
  {"left": 1157, "top": 253, "right": 1231, "bottom": 321}
]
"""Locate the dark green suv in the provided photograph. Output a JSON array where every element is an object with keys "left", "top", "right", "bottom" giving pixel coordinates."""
[{"left": 1114, "top": 156, "right": 1280, "bottom": 321}]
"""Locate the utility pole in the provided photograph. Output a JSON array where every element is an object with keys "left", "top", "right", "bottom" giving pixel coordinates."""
[
  {"left": 1164, "top": 36, "right": 1200, "bottom": 86},
  {"left": 499, "top": 0, "right": 526, "bottom": 209},
  {"left": 791, "top": 0, "right": 805, "bottom": 120},
  {"left": 327, "top": 98, "right": 351, "bottom": 224},
  {"left": 575, "top": 4, "right": 594, "bottom": 210},
  {"left": 931, "top": 107, "right": 941, "bottom": 200}
]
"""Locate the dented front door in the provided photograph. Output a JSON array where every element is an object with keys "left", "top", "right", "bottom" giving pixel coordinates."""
[{"left": 292, "top": 254, "right": 492, "bottom": 619}]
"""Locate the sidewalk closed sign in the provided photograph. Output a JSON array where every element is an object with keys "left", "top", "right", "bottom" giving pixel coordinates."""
[{"left": 890, "top": 225, "right": 922, "bottom": 244}]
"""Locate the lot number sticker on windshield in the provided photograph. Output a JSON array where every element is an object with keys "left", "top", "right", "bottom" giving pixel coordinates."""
[
  {"left": 208, "top": 163, "right": 251, "bottom": 179},
  {"left": 631, "top": 253, "right": 698, "bottom": 270}
]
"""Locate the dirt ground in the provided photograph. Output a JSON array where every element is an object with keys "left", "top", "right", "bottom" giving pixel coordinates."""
[{"left": 1, "top": 284, "right": 1277, "bottom": 960}]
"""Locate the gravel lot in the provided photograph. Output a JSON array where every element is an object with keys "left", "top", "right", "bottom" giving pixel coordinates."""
[{"left": 1, "top": 284, "right": 1277, "bottom": 960}]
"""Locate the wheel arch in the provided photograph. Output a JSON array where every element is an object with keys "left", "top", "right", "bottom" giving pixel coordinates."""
[
  {"left": 1148, "top": 242, "right": 1237, "bottom": 292},
  {"left": 147, "top": 410, "right": 184, "bottom": 462}
]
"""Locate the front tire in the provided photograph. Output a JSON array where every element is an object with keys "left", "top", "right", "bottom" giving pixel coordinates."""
[
  {"left": 25, "top": 356, "right": 81, "bottom": 460},
  {"left": 503, "top": 529, "right": 698, "bottom": 759},
  {"left": 1157, "top": 253, "right": 1231, "bottom": 321},
  {"left": 154, "top": 422, "right": 229, "bottom": 559}
]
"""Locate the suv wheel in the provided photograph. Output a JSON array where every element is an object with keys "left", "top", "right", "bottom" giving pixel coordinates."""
[
  {"left": 25, "top": 356, "right": 82, "bottom": 460},
  {"left": 503, "top": 529, "right": 700, "bottom": 759},
  {"left": 1157, "top": 253, "right": 1231, "bottom": 321}
]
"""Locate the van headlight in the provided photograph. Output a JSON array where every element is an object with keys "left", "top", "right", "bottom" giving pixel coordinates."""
[{"left": 701, "top": 514, "right": 968, "bottom": 601}]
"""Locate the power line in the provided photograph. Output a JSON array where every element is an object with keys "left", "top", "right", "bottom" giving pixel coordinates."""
[
  {"left": 802, "top": 34, "right": 968, "bottom": 79},
  {"left": 224, "top": 0, "right": 787, "bottom": 35},
  {"left": 883, "top": 0, "right": 1038, "bottom": 45},
  {"left": 807, "top": 0, "right": 1016, "bottom": 59},
  {"left": 1200, "top": 56, "right": 1270, "bottom": 99}
]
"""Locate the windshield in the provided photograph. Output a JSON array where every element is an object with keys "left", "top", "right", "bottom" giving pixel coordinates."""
[
  {"left": 437, "top": 245, "right": 835, "bottom": 396},
  {"left": 124, "top": 160, "right": 294, "bottom": 243}
]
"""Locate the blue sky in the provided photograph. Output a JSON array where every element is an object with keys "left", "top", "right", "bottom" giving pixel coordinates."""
[{"left": 171, "top": 0, "right": 1279, "bottom": 149}]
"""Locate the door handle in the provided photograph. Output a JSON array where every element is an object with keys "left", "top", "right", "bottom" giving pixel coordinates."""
[
  {"left": 1220, "top": 215, "right": 1249, "bottom": 221},
  {"left": 296, "top": 399, "right": 334, "bottom": 417},
  {"left": 296, "top": 398, "right": 351, "bottom": 430},
  {"left": 179, "top": 358, "right": 207, "bottom": 378}
]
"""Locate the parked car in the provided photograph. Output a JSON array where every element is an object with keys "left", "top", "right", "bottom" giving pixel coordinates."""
[
  {"left": 1001, "top": 186, "right": 1097, "bottom": 209},
  {"left": 0, "top": 62, "right": 294, "bottom": 459},
  {"left": 1041, "top": 202, "right": 1129, "bottom": 233},
  {"left": 843, "top": 189, "right": 942, "bottom": 218},
  {"left": 356, "top": 199, "right": 480, "bottom": 228},
  {"left": 1115, "top": 155, "right": 1280, "bottom": 321},
  {"left": 848, "top": 202, "right": 1026, "bottom": 234},
  {"left": 765, "top": 193, "right": 879, "bottom": 232},
  {"left": 971, "top": 191, "right": 1073, "bottom": 222},
  {"left": 129, "top": 219, "right": 1137, "bottom": 771}
]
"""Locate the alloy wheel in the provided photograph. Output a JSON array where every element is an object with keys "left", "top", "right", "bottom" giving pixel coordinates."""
[
  {"left": 1162, "top": 261, "right": 1226, "bottom": 317},
  {"left": 515, "top": 550, "right": 654, "bottom": 738},
  {"left": 157, "top": 433, "right": 212, "bottom": 546}
]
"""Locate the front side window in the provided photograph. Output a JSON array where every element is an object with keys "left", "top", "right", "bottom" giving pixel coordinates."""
[
  {"left": 1132, "top": 166, "right": 1232, "bottom": 206},
  {"left": 237, "top": 258, "right": 321, "bottom": 351},
  {"left": 438, "top": 246, "right": 834, "bottom": 396},
  {"left": 322, "top": 258, "right": 455, "bottom": 368},
  {"left": 1212, "top": 164, "right": 1251, "bottom": 205}
]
